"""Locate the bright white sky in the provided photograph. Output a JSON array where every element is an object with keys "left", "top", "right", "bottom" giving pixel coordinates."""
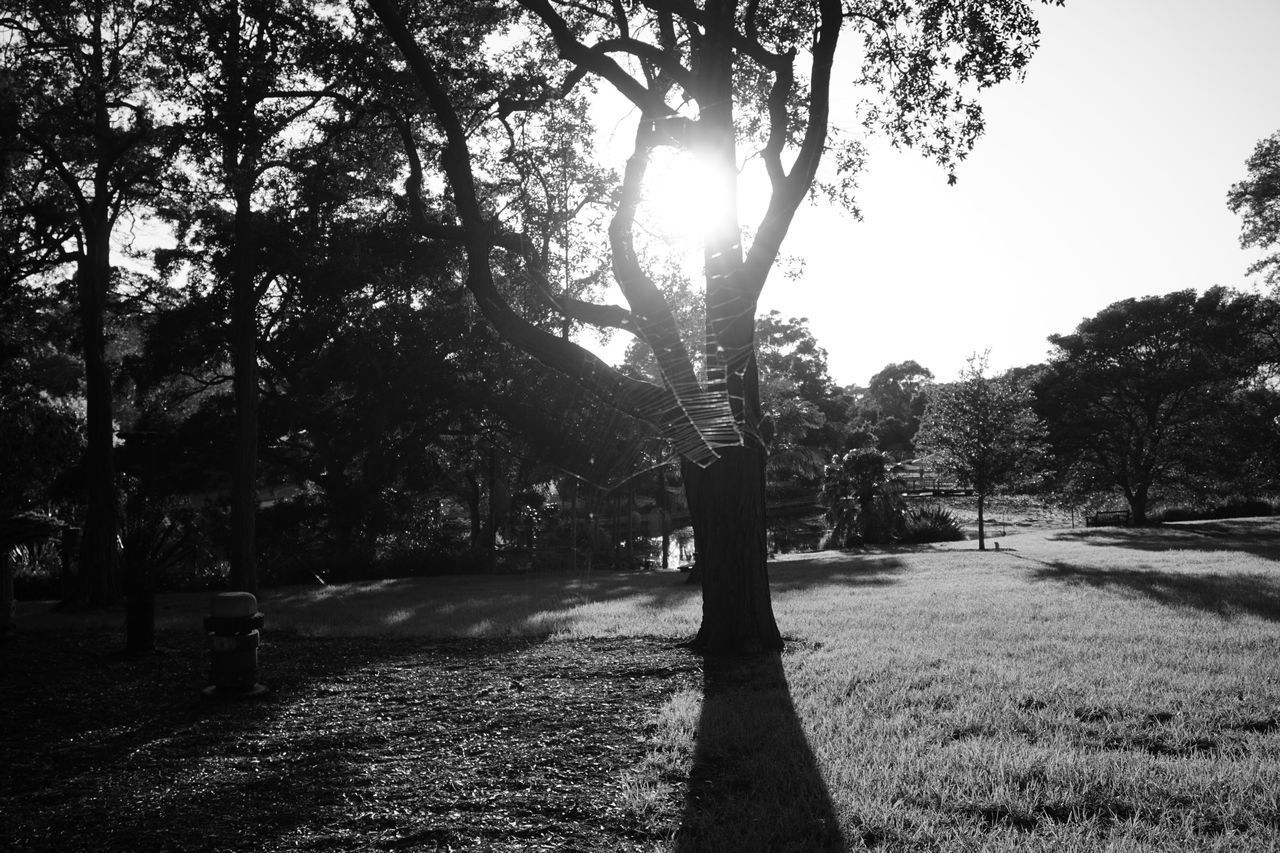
[
  {"left": 599, "top": 0, "right": 1280, "bottom": 386},
  {"left": 772, "top": 0, "right": 1280, "bottom": 384}
]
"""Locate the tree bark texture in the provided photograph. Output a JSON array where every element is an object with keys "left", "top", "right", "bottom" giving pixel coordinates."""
[
  {"left": 683, "top": 446, "right": 782, "bottom": 654},
  {"left": 976, "top": 491, "right": 986, "bottom": 551},
  {"left": 76, "top": 233, "right": 120, "bottom": 605},
  {"left": 228, "top": 187, "right": 259, "bottom": 595},
  {"left": 1126, "top": 484, "right": 1149, "bottom": 527}
]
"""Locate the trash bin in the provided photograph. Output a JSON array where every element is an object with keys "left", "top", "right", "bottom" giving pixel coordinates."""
[{"left": 203, "top": 591, "right": 267, "bottom": 699}]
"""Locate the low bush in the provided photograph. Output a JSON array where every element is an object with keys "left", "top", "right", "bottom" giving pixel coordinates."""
[
  {"left": 901, "top": 504, "right": 966, "bottom": 544},
  {"left": 1151, "top": 496, "right": 1279, "bottom": 524},
  {"left": 13, "top": 559, "right": 62, "bottom": 600}
]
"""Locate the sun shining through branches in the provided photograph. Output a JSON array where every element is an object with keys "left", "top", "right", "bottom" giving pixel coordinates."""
[{"left": 638, "top": 148, "right": 731, "bottom": 251}]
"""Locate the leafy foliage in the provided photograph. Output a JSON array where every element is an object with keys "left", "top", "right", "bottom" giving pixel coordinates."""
[
  {"left": 757, "top": 312, "right": 851, "bottom": 484},
  {"left": 1034, "top": 288, "right": 1274, "bottom": 524},
  {"left": 851, "top": 360, "right": 936, "bottom": 458},
  {"left": 902, "top": 503, "right": 966, "bottom": 544},
  {"left": 0, "top": 298, "right": 84, "bottom": 515},
  {"left": 1228, "top": 130, "right": 1280, "bottom": 287},
  {"left": 916, "top": 354, "right": 1047, "bottom": 548},
  {"left": 821, "top": 448, "right": 906, "bottom": 546}
]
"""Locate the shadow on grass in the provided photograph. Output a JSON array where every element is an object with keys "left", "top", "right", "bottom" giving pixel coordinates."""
[
  {"left": 1028, "top": 560, "right": 1280, "bottom": 621},
  {"left": 769, "top": 554, "right": 906, "bottom": 594},
  {"left": 15, "top": 552, "right": 906, "bottom": 642},
  {"left": 676, "top": 652, "right": 845, "bottom": 853},
  {"left": 1049, "top": 519, "right": 1280, "bottom": 563}
]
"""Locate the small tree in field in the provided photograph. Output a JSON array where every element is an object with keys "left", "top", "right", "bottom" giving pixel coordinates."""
[{"left": 916, "top": 355, "right": 1046, "bottom": 550}]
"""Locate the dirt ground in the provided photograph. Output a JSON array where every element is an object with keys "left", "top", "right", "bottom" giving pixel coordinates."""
[{"left": 1, "top": 629, "right": 699, "bottom": 852}]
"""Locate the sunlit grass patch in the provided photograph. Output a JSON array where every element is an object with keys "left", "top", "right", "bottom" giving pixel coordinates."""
[{"left": 620, "top": 529, "right": 1280, "bottom": 850}]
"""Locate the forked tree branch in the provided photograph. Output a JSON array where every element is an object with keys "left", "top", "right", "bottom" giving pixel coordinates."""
[
  {"left": 366, "top": 0, "right": 676, "bottom": 427},
  {"left": 392, "top": 114, "right": 641, "bottom": 335},
  {"left": 742, "top": 0, "right": 842, "bottom": 301}
]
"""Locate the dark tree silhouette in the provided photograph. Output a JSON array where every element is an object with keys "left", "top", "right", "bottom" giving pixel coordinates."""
[
  {"left": 365, "top": 0, "right": 1056, "bottom": 653},
  {"left": 1036, "top": 288, "right": 1272, "bottom": 525},
  {"left": 2, "top": 1, "right": 172, "bottom": 604}
]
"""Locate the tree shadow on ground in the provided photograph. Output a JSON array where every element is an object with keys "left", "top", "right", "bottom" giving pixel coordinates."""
[
  {"left": 1049, "top": 519, "right": 1280, "bottom": 563},
  {"left": 768, "top": 554, "right": 905, "bottom": 594},
  {"left": 1027, "top": 560, "right": 1280, "bottom": 622},
  {"left": 0, "top": 629, "right": 696, "bottom": 852},
  {"left": 676, "top": 652, "right": 845, "bottom": 852},
  {"left": 16, "top": 552, "right": 907, "bottom": 641}
]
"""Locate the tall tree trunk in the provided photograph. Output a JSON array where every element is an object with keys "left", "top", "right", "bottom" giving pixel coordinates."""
[
  {"left": 1, "top": 549, "right": 14, "bottom": 638},
  {"left": 658, "top": 467, "right": 670, "bottom": 570},
  {"left": 678, "top": 0, "right": 781, "bottom": 653},
  {"left": 76, "top": 234, "right": 119, "bottom": 605},
  {"left": 683, "top": 446, "right": 782, "bottom": 654},
  {"left": 466, "top": 477, "right": 482, "bottom": 549},
  {"left": 976, "top": 491, "right": 986, "bottom": 551},
  {"left": 228, "top": 187, "right": 259, "bottom": 595}
]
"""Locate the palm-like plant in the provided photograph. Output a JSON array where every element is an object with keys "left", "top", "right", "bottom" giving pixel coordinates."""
[{"left": 821, "top": 449, "right": 906, "bottom": 546}]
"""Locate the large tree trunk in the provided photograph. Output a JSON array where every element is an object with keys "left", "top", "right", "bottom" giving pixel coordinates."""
[
  {"left": 76, "top": 233, "right": 119, "bottom": 605},
  {"left": 1127, "top": 485, "right": 1149, "bottom": 526},
  {"left": 677, "top": 1, "right": 781, "bottom": 655},
  {"left": 228, "top": 187, "right": 259, "bottom": 595},
  {"left": 683, "top": 446, "right": 782, "bottom": 655}
]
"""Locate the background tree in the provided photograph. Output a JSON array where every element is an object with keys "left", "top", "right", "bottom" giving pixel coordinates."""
[
  {"left": 0, "top": 292, "right": 84, "bottom": 517},
  {"left": 368, "top": 0, "right": 1056, "bottom": 654},
  {"left": 1228, "top": 130, "right": 1280, "bottom": 288},
  {"left": 1034, "top": 288, "right": 1271, "bottom": 525},
  {"left": 916, "top": 354, "right": 1046, "bottom": 549},
  {"left": 2, "top": 0, "right": 173, "bottom": 603},
  {"left": 854, "top": 360, "right": 935, "bottom": 458},
  {"left": 156, "top": 0, "right": 319, "bottom": 594},
  {"left": 756, "top": 312, "right": 849, "bottom": 485}
]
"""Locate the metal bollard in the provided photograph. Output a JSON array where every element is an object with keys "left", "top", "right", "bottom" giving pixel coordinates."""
[{"left": 202, "top": 591, "right": 267, "bottom": 700}]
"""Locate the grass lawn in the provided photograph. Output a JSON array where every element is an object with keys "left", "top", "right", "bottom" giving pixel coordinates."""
[{"left": 5, "top": 519, "right": 1280, "bottom": 851}]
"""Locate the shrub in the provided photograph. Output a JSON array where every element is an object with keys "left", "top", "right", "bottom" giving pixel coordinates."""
[
  {"left": 1150, "top": 496, "right": 1279, "bottom": 524},
  {"left": 822, "top": 449, "right": 906, "bottom": 546},
  {"left": 901, "top": 504, "right": 965, "bottom": 544}
]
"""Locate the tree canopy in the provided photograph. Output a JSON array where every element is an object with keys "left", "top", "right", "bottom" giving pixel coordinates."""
[
  {"left": 2, "top": 0, "right": 1063, "bottom": 654},
  {"left": 364, "top": 0, "right": 1059, "bottom": 651},
  {"left": 915, "top": 354, "right": 1045, "bottom": 549},
  {"left": 1228, "top": 130, "right": 1280, "bottom": 288},
  {"left": 1034, "top": 288, "right": 1273, "bottom": 525}
]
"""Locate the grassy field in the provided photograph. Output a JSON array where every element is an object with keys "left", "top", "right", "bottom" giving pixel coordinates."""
[{"left": 8, "top": 518, "right": 1280, "bottom": 851}]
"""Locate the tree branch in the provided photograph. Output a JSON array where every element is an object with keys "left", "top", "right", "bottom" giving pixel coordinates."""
[
  {"left": 367, "top": 0, "right": 674, "bottom": 428},
  {"left": 742, "top": 0, "right": 842, "bottom": 302},
  {"left": 517, "top": 0, "right": 679, "bottom": 119}
]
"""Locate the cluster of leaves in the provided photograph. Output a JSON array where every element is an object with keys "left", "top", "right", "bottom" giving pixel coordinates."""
[
  {"left": 1228, "top": 130, "right": 1280, "bottom": 288},
  {"left": 900, "top": 503, "right": 965, "bottom": 543}
]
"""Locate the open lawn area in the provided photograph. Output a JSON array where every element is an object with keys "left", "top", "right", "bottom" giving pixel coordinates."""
[{"left": 4, "top": 519, "right": 1280, "bottom": 851}]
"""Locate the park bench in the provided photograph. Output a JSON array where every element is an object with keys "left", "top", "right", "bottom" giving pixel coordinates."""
[{"left": 1085, "top": 510, "right": 1130, "bottom": 527}]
